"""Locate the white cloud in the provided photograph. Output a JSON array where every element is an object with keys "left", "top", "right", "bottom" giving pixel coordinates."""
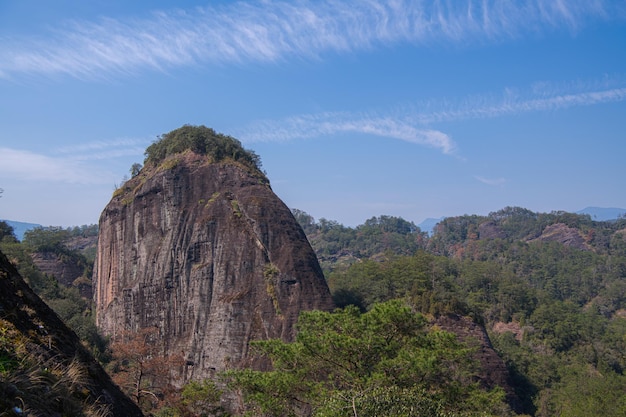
[
  {"left": 0, "top": 148, "right": 104, "bottom": 184},
  {"left": 233, "top": 78, "right": 626, "bottom": 155},
  {"left": 0, "top": 0, "right": 621, "bottom": 79},
  {"left": 475, "top": 175, "right": 506, "bottom": 186},
  {"left": 53, "top": 138, "right": 148, "bottom": 161},
  {"left": 0, "top": 138, "right": 146, "bottom": 184},
  {"left": 236, "top": 113, "right": 457, "bottom": 155},
  {"left": 407, "top": 83, "right": 626, "bottom": 124}
]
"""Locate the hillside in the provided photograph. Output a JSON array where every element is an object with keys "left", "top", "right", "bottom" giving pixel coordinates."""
[
  {"left": 3, "top": 123, "right": 625, "bottom": 416},
  {"left": 0, "top": 249, "right": 143, "bottom": 416},
  {"left": 300, "top": 206, "right": 626, "bottom": 416}
]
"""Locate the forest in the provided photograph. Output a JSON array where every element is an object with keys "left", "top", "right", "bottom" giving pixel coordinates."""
[{"left": 1, "top": 205, "right": 625, "bottom": 416}]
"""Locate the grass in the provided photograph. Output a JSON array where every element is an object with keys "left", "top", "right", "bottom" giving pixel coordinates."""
[{"left": 0, "top": 318, "right": 111, "bottom": 416}]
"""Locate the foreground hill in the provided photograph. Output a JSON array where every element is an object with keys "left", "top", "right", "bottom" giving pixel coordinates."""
[{"left": 0, "top": 249, "right": 142, "bottom": 416}]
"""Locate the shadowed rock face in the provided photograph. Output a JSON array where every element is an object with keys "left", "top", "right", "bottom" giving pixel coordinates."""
[
  {"left": 94, "top": 152, "right": 334, "bottom": 381},
  {"left": 0, "top": 250, "right": 143, "bottom": 416},
  {"left": 435, "top": 314, "right": 522, "bottom": 414}
]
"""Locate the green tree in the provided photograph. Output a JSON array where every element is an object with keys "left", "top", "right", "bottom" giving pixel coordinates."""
[
  {"left": 227, "top": 300, "right": 510, "bottom": 416},
  {"left": 130, "top": 162, "right": 143, "bottom": 177},
  {"left": 144, "top": 125, "right": 263, "bottom": 175},
  {"left": 179, "top": 379, "right": 224, "bottom": 416},
  {"left": 22, "top": 226, "right": 70, "bottom": 252},
  {"left": 0, "top": 220, "right": 17, "bottom": 243}
]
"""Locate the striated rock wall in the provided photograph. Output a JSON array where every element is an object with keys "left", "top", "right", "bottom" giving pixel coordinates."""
[{"left": 94, "top": 152, "right": 334, "bottom": 381}]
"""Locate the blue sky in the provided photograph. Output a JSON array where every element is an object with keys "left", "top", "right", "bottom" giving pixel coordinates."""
[{"left": 1, "top": 0, "right": 625, "bottom": 227}]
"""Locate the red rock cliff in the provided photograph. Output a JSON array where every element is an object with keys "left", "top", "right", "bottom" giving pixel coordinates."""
[{"left": 93, "top": 151, "right": 334, "bottom": 381}]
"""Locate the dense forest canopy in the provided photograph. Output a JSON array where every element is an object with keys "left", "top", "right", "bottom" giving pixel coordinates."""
[
  {"left": 227, "top": 300, "right": 512, "bottom": 416},
  {"left": 143, "top": 124, "right": 263, "bottom": 174},
  {"left": 294, "top": 207, "right": 626, "bottom": 416}
]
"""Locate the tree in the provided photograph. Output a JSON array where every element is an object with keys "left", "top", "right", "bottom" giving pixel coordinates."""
[
  {"left": 292, "top": 208, "right": 317, "bottom": 234},
  {"left": 179, "top": 379, "right": 224, "bottom": 416},
  {"left": 130, "top": 162, "right": 143, "bottom": 177},
  {"left": 22, "top": 226, "right": 70, "bottom": 252},
  {"left": 0, "top": 221, "right": 17, "bottom": 243},
  {"left": 144, "top": 125, "right": 263, "bottom": 174},
  {"left": 227, "top": 300, "right": 510, "bottom": 416},
  {"left": 109, "top": 327, "right": 183, "bottom": 413}
]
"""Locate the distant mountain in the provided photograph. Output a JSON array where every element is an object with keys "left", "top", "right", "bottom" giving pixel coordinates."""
[
  {"left": 418, "top": 217, "right": 445, "bottom": 235},
  {"left": 0, "top": 219, "right": 42, "bottom": 241},
  {"left": 576, "top": 207, "right": 626, "bottom": 221}
]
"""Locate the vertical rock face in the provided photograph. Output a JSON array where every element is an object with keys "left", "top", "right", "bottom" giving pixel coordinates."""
[{"left": 94, "top": 152, "right": 334, "bottom": 381}]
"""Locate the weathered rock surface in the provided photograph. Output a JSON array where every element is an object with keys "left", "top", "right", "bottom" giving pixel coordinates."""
[
  {"left": 435, "top": 314, "right": 522, "bottom": 414},
  {"left": 94, "top": 152, "right": 334, "bottom": 382},
  {"left": 31, "top": 250, "right": 92, "bottom": 298},
  {"left": 478, "top": 221, "right": 507, "bottom": 240},
  {"left": 31, "top": 251, "right": 83, "bottom": 287},
  {"left": 529, "top": 222, "right": 590, "bottom": 251},
  {"left": 0, "top": 249, "right": 143, "bottom": 416}
]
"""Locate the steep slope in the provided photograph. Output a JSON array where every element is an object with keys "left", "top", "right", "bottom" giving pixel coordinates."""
[
  {"left": 0, "top": 249, "right": 143, "bottom": 416},
  {"left": 94, "top": 150, "right": 334, "bottom": 382},
  {"left": 435, "top": 314, "right": 522, "bottom": 413}
]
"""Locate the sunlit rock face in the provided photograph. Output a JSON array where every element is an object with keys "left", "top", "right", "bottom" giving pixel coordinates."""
[{"left": 93, "top": 152, "right": 334, "bottom": 381}]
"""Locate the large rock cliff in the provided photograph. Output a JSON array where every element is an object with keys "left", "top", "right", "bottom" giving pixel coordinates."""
[{"left": 93, "top": 148, "right": 334, "bottom": 382}]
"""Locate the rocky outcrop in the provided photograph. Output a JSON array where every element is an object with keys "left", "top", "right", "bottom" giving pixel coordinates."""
[
  {"left": 478, "top": 221, "right": 507, "bottom": 240},
  {"left": 31, "top": 251, "right": 84, "bottom": 287},
  {"left": 31, "top": 250, "right": 92, "bottom": 298},
  {"left": 435, "top": 314, "right": 522, "bottom": 414},
  {"left": 0, "top": 249, "right": 143, "bottom": 416},
  {"left": 529, "top": 222, "right": 590, "bottom": 251},
  {"left": 93, "top": 151, "right": 334, "bottom": 382}
]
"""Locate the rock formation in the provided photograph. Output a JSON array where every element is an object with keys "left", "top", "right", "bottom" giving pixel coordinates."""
[
  {"left": 529, "top": 222, "right": 591, "bottom": 250},
  {"left": 93, "top": 141, "right": 334, "bottom": 382},
  {"left": 31, "top": 250, "right": 93, "bottom": 298},
  {"left": 0, "top": 249, "right": 143, "bottom": 416},
  {"left": 435, "top": 314, "right": 522, "bottom": 413}
]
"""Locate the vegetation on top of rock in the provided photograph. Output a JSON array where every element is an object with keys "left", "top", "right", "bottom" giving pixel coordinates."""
[{"left": 144, "top": 124, "right": 263, "bottom": 174}]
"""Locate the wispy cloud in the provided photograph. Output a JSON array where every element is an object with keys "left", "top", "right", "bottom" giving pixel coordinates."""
[
  {"left": 53, "top": 138, "right": 148, "bottom": 161},
  {"left": 0, "top": 0, "right": 621, "bottom": 79},
  {"left": 235, "top": 112, "right": 457, "bottom": 154},
  {"left": 0, "top": 139, "right": 146, "bottom": 184},
  {"left": 475, "top": 175, "right": 506, "bottom": 186},
  {"left": 0, "top": 148, "right": 104, "bottom": 184},
  {"left": 234, "top": 78, "right": 626, "bottom": 154},
  {"left": 410, "top": 85, "right": 626, "bottom": 124}
]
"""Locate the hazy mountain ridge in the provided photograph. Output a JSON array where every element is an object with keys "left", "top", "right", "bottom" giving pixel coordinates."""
[
  {"left": 0, "top": 220, "right": 41, "bottom": 241},
  {"left": 576, "top": 206, "right": 626, "bottom": 221},
  {"left": 2, "top": 206, "right": 623, "bottom": 243}
]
